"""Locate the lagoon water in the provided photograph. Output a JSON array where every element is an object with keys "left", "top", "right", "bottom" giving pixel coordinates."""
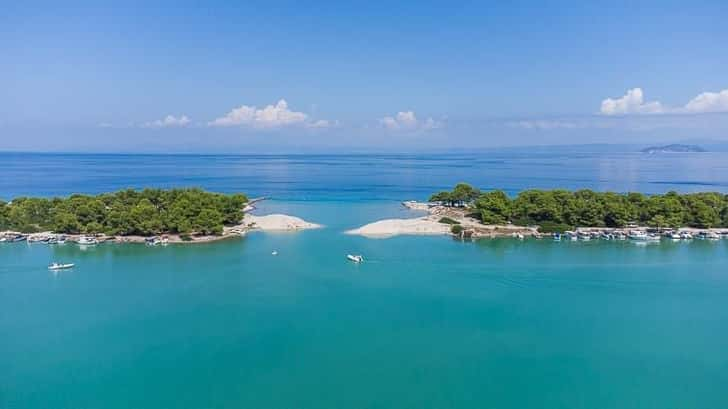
[{"left": 2, "top": 150, "right": 728, "bottom": 408}]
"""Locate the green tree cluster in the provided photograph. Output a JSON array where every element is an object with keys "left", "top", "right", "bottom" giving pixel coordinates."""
[
  {"left": 429, "top": 183, "right": 481, "bottom": 207},
  {"left": 0, "top": 188, "right": 248, "bottom": 236},
  {"left": 431, "top": 185, "right": 728, "bottom": 231}
]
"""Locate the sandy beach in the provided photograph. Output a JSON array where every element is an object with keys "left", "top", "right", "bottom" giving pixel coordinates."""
[
  {"left": 243, "top": 214, "right": 323, "bottom": 231},
  {"left": 345, "top": 216, "right": 450, "bottom": 238},
  {"left": 346, "top": 201, "right": 538, "bottom": 238}
]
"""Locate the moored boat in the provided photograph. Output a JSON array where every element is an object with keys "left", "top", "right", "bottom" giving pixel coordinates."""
[
  {"left": 628, "top": 230, "right": 649, "bottom": 241},
  {"left": 666, "top": 231, "right": 681, "bottom": 240},
  {"left": 680, "top": 231, "right": 693, "bottom": 240},
  {"left": 77, "top": 235, "right": 98, "bottom": 245}
]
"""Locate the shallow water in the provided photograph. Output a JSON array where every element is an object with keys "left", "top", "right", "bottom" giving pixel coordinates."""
[{"left": 2, "top": 151, "right": 728, "bottom": 408}]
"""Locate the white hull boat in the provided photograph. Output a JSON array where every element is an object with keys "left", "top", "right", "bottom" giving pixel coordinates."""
[{"left": 48, "top": 262, "right": 74, "bottom": 270}]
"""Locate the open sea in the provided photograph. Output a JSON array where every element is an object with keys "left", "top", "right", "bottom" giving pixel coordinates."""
[{"left": 2, "top": 149, "right": 728, "bottom": 408}]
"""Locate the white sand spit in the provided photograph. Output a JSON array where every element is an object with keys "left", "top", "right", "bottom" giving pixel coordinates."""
[
  {"left": 346, "top": 217, "right": 450, "bottom": 238},
  {"left": 246, "top": 214, "right": 322, "bottom": 231}
]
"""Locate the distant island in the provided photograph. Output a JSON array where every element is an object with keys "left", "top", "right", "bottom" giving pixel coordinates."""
[{"left": 640, "top": 144, "right": 706, "bottom": 154}]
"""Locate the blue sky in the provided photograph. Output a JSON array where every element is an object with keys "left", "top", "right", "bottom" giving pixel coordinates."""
[{"left": 2, "top": 0, "right": 728, "bottom": 152}]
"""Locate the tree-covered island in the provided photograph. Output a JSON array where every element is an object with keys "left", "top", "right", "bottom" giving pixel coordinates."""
[
  {"left": 430, "top": 183, "right": 728, "bottom": 231},
  {"left": 0, "top": 188, "right": 248, "bottom": 236}
]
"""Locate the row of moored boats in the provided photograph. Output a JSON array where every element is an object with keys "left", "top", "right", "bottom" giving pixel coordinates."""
[
  {"left": 0, "top": 233, "right": 100, "bottom": 245},
  {"left": 0, "top": 233, "right": 174, "bottom": 246},
  {"left": 552, "top": 229, "right": 726, "bottom": 242}
]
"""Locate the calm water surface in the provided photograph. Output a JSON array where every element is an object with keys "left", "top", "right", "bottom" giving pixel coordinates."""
[{"left": 2, "top": 151, "right": 728, "bottom": 408}]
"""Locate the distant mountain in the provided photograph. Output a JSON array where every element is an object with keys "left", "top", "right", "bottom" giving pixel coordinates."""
[{"left": 640, "top": 144, "right": 706, "bottom": 154}]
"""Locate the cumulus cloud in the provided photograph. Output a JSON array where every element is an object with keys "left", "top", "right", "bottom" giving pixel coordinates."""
[
  {"left": 600, "top": 88, "right": 665, "bottom": 115},
  {"left": 380, "top": 111, "right": 442, "bottom": 131},
  {"left": 601, "top": 87, "right": 728, "bottom": 115},
  {"left": 684, "top": 90, "right": 728, "bottom": 113},
  {"left": 142, "top": 115, "right": 191, "bottom": 128},
  {"left": 209, "top": 99, "right": 329, "bottom": 129}
]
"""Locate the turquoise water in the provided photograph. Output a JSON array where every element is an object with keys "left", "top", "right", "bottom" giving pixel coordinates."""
[{"left": 3, "top": 151, "right": 728, "bottom": 408}]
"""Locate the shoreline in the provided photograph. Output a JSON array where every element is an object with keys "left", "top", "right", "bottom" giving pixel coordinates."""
[
  {"left": 346, "top": 201, "right": 728, "bottom": 239},
  {"left": 4, "top": 199, "right": 728, "bottom": 245},
  {"left": 346, "top": 201, "right": 538, "bottom": 239},
  {"left": 0, "top": 197, "right": 322, "bottom": 245}
]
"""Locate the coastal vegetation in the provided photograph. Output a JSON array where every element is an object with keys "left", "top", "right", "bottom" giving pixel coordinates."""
[
  {"left": 430, "top": 184, "right": 728, "bottom": 231},
  {"left": 0, "top": 188, "right": 248, "bottom": 236},
  {"left": 438, "top": 216, "right": 461, "bottom": 225}
]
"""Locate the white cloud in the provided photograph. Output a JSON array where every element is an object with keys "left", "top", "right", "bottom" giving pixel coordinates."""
[
  {"left": 209, "top": 99, "right": 329, "bottom": 129},
  {"left": 380, "top": 111, "right": 442, "bottom": 131},
  {"left": 507, "top": 120, "right": 583, "bottom": 129},
  {"left": 601, "top": 87, "right": 728, "bottom": 115},
  {"left": 142, "top": 115, "right": 191, "bottom": 128},
  {"left": 600, "top": 88, "right": 664, "bottom": 115},
  {"left": 684, "top": 90, "right": 728, "bottom": 113},
  {"left": 307, "top": 119, "right": 337, "bottom": 128}
]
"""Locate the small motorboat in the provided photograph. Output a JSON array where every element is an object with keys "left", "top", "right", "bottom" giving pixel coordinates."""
[
  {"left": 77, "top": 236, "right": 98, "bottom": 245},
  {"left": 48, "top": 262, "right": 74, "bottom": 270},
  {"left": 347, "top": 254, "right": 364, "bottom": 263},
  {"left": 271, "top": 250, "right": 278, "bottom": 256},
  {"left": 628, "top": 231, "right": 648, "bottom": 241},
  {"left": 705, "top": 231, "right": 720, "bottom": 240},
  {"left": 552, "top": 232, "right": 562, "bottom": 241},
  {"left": 646, "top": 233, "right": 661, "bottom": 241}
]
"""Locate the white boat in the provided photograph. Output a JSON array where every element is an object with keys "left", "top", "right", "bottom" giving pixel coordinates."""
[
  {"left": 565, "top": 231, "right": 578, "bottom": 241},
  {"left": 552, "top": 233, "right": 562, "bottom": 241},
  {"left": 628, "top": 231, "right": 649, "bottom": 240},
  {"left": 646, "top": 233, "right": 661, "bottom": 241},
  {"left": 512, "top": 232, "right": 524, "bottom": 240},
  {"left": 271, "top": 250, "right": 278, "bottom": 256},
  {"left": 680, "top": 231, "right": 693, "bottom": 240},
  {"left": 666, "top": 231, "right": 681, "bottom": 240},
  {"left": 77, "top": 236, "right": 98, "bottom": 245},
  {"left": 347, "top": 254, "right": 364, "bottom": 263},
  {"left": 48, "top": 262, "right": 74, "bottom": 270},
  {"left": 705, "top": 231, "right": 720, "bottom": 240}
]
